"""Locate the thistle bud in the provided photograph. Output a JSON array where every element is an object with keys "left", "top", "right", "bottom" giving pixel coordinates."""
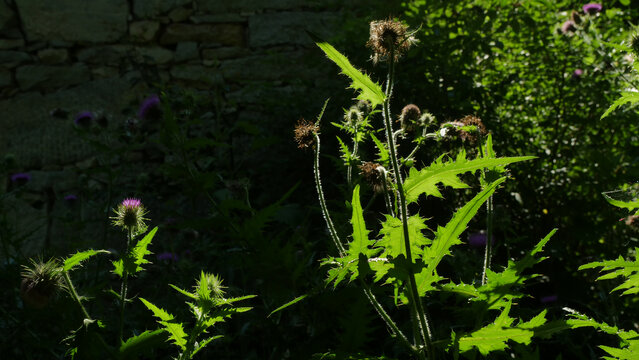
[
  {"left": 20, "top": 258, "right": 64, "bottom": 308},
  {"left": 294, "top": 118, "right": 319, "bottom": 150},
  {"left": 111, "top": 198, "right": 149, "bottom": 235},
  {"left": 197, "top": 272, "right": 226, "bottom": 300},
  {"left": 398, "top": 104, "right": 421, "bottom": 133},
  {"left": 458, "top": 115, "right": 487, "bottom": 144},
  {"left": 344, "top": 106, "right": 364, "bottom": 128},
  {"left": 356, "top": 100, "right": 372, "bottom": 116}
]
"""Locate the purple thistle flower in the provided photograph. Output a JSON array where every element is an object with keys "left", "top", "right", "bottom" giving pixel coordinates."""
[
  {"left": 74, "top": 111, "right": 94, "bottom": 127},
  {"left": 540, "top": 295, "right": 558, "bottom": 304},
  {"left": 582, "top": 3, "right": 602, "bottom": 15},
  {"left": 10, "top": 173, "right": 31, "bottom": 185},
  {"left": 157, "top": 252, "right": 179, "bottom": 262},
  {"left": 64, "top": 194, "right": 78, "bottom": 205},
  {"left": 467, "top": 232, "right": 495, "bottom": 248},
  {"left": 111, "top": 197, "right": 149, "bottom": 235},
  {"left": 572, "top": 69, "right": 583, "bottom": 79},
  {"left": 137, "top": 94, "right": 161, "bottom": 120},
  {"left": 561, "top": 20, "right": 576, "bottom": 34},
  {"left": 121, "top": 198, "right": 142, "bottom": 208}
]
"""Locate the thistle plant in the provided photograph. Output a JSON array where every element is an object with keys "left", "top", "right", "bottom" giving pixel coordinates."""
[{"left": 292, "top": 19, "right": 568, "bottom": 359}]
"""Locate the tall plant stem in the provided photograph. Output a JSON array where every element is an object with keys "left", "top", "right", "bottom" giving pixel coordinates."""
[
  {"left": 118, "top": 228, "right": 133, "bottom": 344},
  {"left": 62, "top": 271, "right": 118, "bottom": 359},
  {"left": 481, "top": 196, "right": 494, "bottom": 285},
  {"left": 312, "top": 128, "right": 418, "bottom": 357},
  {"left": 382, "top": 48, "right": 434, "bottom": 359}
]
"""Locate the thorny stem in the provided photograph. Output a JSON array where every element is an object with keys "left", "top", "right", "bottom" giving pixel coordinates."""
[
  {"left": 118, "top": 228, "right": 133, "bottom": 344},
  {"left": 62, "top": 271, "right": 118, "bottom": 359},
  {"left": 312, "top": 127, "right": 417, "bottom": 357},
  {"left": 481, "top": 196, "right": 494, "bottom": 285},
  {"left": 383, "top": 46, "right": 434, "bottom": 360}
]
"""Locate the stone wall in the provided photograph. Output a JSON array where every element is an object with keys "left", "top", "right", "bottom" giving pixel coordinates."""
[{"left": 0, "top": 0, "right": 345, "bottom": 255}]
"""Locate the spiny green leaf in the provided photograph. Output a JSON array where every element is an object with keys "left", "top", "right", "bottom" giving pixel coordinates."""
[
  {"left": 139, "top": 297, "right": 187, "bottom": 350},
  {"left": 602, "top": 192, "right": 639, "bottom": 211},
  {"left": 131, "top": 226, "right": 157, "bottom": 273},
  {"left": 268, "top": 295, "right": 308, "bottom": 317},
  {"left": 63, "top": 249, "right": 109, "bottom": 272},
  {"left": 579, "top": 249, "right": 639, "bottom": 296},
  {"left": 403, "top": 151, "right": 534, "bottom": 203},
  {"left": 376, "top": 214, "right": 431, "bottom": 259},
  {"left": 415, "top": 177, "right": 506, "bottom": 295},
  {"left": 564, "top": 311, "right": 639, "bottom": 358},
  {"left": 370, "top": 133, "right": 389, "bottom": 167},
  {"left": 600, "top": 91, "right": 639, "bottom": 119},
  {"left": 169, "top": 284, "right": 198, "bottom": 300},
  {"left": 191, "top": 335, "right": 224, "bottom": 358},
  {"left": 348, "top": 185, "right": 375, "bottom": 258},
  {"left": 308, "top": 31, "right": 385, "bottom": 109},
  {"left": 119, "top": 329, "right": 168, "bottom": 358}
]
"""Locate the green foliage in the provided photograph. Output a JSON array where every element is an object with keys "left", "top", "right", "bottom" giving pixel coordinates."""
[
  {"left": 403, "top": 151, "right": 533, "bottom": 203},
  {"left": 139, "top": 297, "right": 188, "bottom": 350},
  {"left": 112, "top": 226, "right": 157, "bottom": 277},
  {"left": 119, "top": 329, "right": 168, "bottom": 359},
  {"left": 309, "top": 32, "right": 386, "bottom": 109},
  {"left": 600, "top": 91, "right": 639, "bottom": 119},
  {"left": 579, "top": 250, "right": 639, "bottom": 296},
  {"left": 565, "top": 311, "right": 639, "bottom": 359},
  {"left": 62, "top": 249, "right": 110, "bottom": 272}
]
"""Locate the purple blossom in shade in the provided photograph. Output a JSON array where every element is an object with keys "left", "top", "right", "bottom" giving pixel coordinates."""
[
  {"left": 137, "top": 94, "right": 161, "bottom": 120},
  {"left": 121, "top": 198, "right": 142, "bottom": 208},
  {"left": 561, "top": 20, "right": 576, "bottom": 34},
  {"left": 64, "top": 194, "right": 78, "bottom": 206},
  {"left": 74, "top": 111, "right": 94, "bottom": 127},
  {"left": 467, "top": 232, "right": 495, "bottom": 248},
  {"left": 10, "top": 172, "right": 31, "bottom": 184},
  {"left": 157, "top": 252, "right": 179, "bottom": 262},
  {"left": 540, "top": 295, "right": 558, "bottom": 304},
  {"left": 572, "top": 69, "right": 584, "bottom": 79},
  {"left": 582, "top": 3, "right": 602, "bottom": 14}
]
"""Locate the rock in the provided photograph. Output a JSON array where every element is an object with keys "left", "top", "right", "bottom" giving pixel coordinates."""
[
  {"left": 15, "top": 0, "right": 128, "bottom": 43},
  {"left": 91, "top": 66, "right": 119, "bottom": 79},
  {"left": 15, "top": 64, "right": 90, "bottom": 91},
  {"left": 76, "top": 45, "right": 131, "bottom": 65},
  {"left": 175, "top": 42, "right": 199, "bottom": 62},
  {"left": 129, "top": 21, "right": 160, "bottom": 42},
  {"left": 0, "top": 69, "right": 11, "bottom": 87},
  {"left": 248, "top": 12, "right": 338, "bottom": 48},
  {"left": 37, "top": 48, "right": 69, "bottom": 64},
  {"left": 202, "top": 47, "right": 250, "bottom": 61},
  {"left": 160, "top": 23, "right": 245, "bottom": 46},
  {"left": 168, "top": 7, "right": 193, "bottom": 22},
  {"left": 197, "top": 0, "right": 335, "bottom": 12},
  {"left": 132, "top": 0, "right": 192, "bottom": 18},
  {"left": 0, "top": 1, "right": 16, "bottom": 30},
  {"left": 137, "top": 47, "right": 174, "bottom": 64},
  {"left": 0, "top": 50, "right": 31, "bottom": 68},
  {"left": 0, "top": 38, "right": 25, "bottom": 50},
  {"left": 190, "top": 14, "right": 245, "bottom": 24},
  {"left": 220, "top": 50, "right": 325, "bottom": 82}
]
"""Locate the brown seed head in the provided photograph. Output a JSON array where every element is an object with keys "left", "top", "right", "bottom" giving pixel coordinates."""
[
  {"left": 459, "top": 115, "right": 487, "bottom": 144},
  {"left": 20, "top": 258, "right": 64, "bottom": 308},
  {"left": 294, "top": 118, "right": 319, "bottom": 149},
  {"left": 398, "top": 104, "right": 421, "bottom": 132},
  {"left": 367, "top": 19, "right": 415, "bottom": 64},
  {"left": 359, "top": 162, "right": 386, "bottom": 193}
]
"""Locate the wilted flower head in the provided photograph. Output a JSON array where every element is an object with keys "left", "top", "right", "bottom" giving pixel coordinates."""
[
  {"left": 294, "top": 118, "right": 319, "bottom": 149},
  {"left": 367, "top": 19, "right": 416, "bottom": 64},
  {"left": 561, "top": 20, "right": 576, "bottom": 34},
  {"left": 137, "top": 94, "right": 162, "bottom": 120},
  {"left": 398, "top": 104, "right": 421, "bottom": 132},
  {"left": 10, "top": 172, "right": 31, "bottom": 185},
  {"left": 359, "top": 162, "right": 387, "bottom": 193},
  {"left": 111, "top": 198, "right": 149, "bottom": 235},
  {"left": 74, "top": 111, "right": 94, "bottom": 127},
  {"left": 459, "top": 115, "right": 487, "bottom": 144},
  {"left": 582, "top": 3, "right": 602, "bottom": 15},
  {"left": 20, "top": 258, "right": 64, "bottom": 308}
]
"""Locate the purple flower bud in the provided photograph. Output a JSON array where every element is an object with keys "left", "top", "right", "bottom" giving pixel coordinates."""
[
  {"left": 10, "top": 173, "right": 31, "bottom": 185},
  {"left": 74, "top": 111, "right": 94, "bottom": 127},
  {"left": 137, "top": 94, "right": 161, "bottom": 120},
  {"left": 561, "top": 20, "right": 576, "bottom": 34},
  {"left": 540, "top": 295, "right": 558, "bottom": 304},
  {"left": 64, "top": 194, "right": 78, "bottom": 205},
  {"left": 582, "top": 3, "right": 602, "bottom": 15},
  {"left": 572, "top": 69, "right": 583, "bottom": 79}
]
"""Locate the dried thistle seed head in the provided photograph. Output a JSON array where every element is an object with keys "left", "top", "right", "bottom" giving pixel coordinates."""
[
  {"left": 344, "top": 106, "right": 364, "bottom": 128},
  {"left": 398, "top": 104, "right": 421, "bottom": 132},
  {"left": 459, "top": 115, "right": 487, "bottom": 144},
  {"left": 359, "top": 162, "right": 387, "bottom": 193},
  {"left": 20, "top": 258, "right": 64, "bottom": 308},
  {"left": 367, "top": 19, "right": 415, "bottom": 64},
  {"left": 111, "top": 198, "right": 149, "bottom": 235},
  {"left": 356, "top": 100, "right": 372, "bottom": 116},
  {"left": 294, "top": 118, "right": 319, "bottom": 149}
]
